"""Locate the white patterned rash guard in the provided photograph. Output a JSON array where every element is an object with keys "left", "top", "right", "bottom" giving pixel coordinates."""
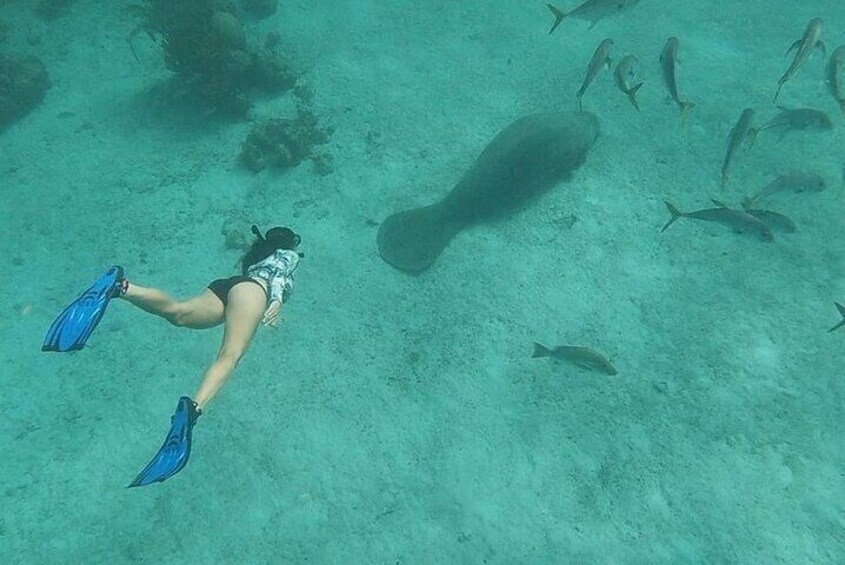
[{"left": 246, "top": 249, "right": 301, "bottom": 304}]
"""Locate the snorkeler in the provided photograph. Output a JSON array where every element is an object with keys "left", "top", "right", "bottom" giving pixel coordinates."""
[{"left": 42, "top": 225, "right": 302, "bottom": 487}]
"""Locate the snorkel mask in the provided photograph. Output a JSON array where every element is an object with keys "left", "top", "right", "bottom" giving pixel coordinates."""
[{"left": 251, "top": 225, "right": 304, "bottom": 257}]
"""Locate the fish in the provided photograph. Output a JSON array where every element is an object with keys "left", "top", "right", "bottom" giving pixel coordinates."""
[
  {"left": 720, "top": 108, "right": 755, "bottom": 189},
  {"left": 661, "top": 200, "right": 773, "bottom": 242},
  {"left": 755, "top": 107, "right": 833, "bottom": 139},
  {"left": 742, "top": 171, "right": 827, "bottom": 207},
  {"left": 743, "top": 208, "right": 796, "bottom": 233},
  {"left": 546, "top": 0, "right": 640, "bottom": 35},
  {"left": 828, "top": 302, "right": 845, "bottom": 332},
  {"left": 659, "top": 37, "right": 695, "bottom": 124},
  {"left": 377, "top": 112, "right": 600, "bottom": 273},
  {"left": 613, "top": 54, "right": 643, "bottom": 111},
  {"left": 826, "top": 45, "right": 845, "bottom": 116},
  {"left": 532, "top": 342, "right": 617, "bottom": 375},
  {"left": 577, "top": 38, "right": 614, "bottom": 111},
  {"left": 774, "top": 18, "right": 825, "bottom": 103}
]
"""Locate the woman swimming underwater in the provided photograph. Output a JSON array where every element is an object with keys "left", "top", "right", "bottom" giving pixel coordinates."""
[{"left": 42, "top": 225, "right": 302, "bottom": 487}]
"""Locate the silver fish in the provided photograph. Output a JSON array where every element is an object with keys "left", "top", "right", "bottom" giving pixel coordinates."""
[
  {"left": 613, "top": 54, "right": 643, "bottom": 111},
  {"left": 826, "top": 45, "right": 845, "bottom": 116},
  {"left": 577, "top": 38, "right": 613, "bottom": 110},
  {"left": 774, "top": 18, "right": 825, "bottom": 103},
  {"left": 756, "top": 107, "right": 833, "bottom": 138},
  {"left": 721, "top": 108, "right": 755, "bottom": 188},
  {"left": 547, "top": 0, "right": 640, "bottom": 35},
  {"left": 743, "top": 171, "right": 827, "bottom": 207},
  {"left": 532, "top": 342, "right": 617, "bottom": 375},
  {"left": 662, "top": 200, "right": 773, "bottom": 242},
  {"left": 743, "top": 209, "right": 796, "bottom": 234},
  {"left": 660, "top": 37, "right": 695, "bottom": 124}
]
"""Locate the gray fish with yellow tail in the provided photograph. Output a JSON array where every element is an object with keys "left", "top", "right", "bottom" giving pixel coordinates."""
[
  {"left": 614, "top": 54, "right": 644, "bottom": 111},
  {"left": 826, "top": 45, "right": 845, "bottom": 116},
  {"left": 662, "top": 200, "right": 773, "bottom": 242},
  {"left": 577, "top": 38, "right": 614, "bottom": 110},
  {"left": 546, "top": 0, "right": 640, "bottom": 35},
  {"left": 720, "top": 108, "right": 756, "bottom": 189},
  {"left": 660, "top": 37, "right": 695, "bottom": 124},
  {"left": 774, "top": 18, "right": 825, "bottom": 103}
]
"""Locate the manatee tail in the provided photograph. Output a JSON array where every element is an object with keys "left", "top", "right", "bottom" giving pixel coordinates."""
[
  {"left": 546, "top": 4, "right": 566, "bottom": 35},
  {"left": 661, "top": 201, "right": 685, "bottom": 232},
  {"left": 532, "top": 342, "right": 551, "bottom": 358},
  {"left": 828, "top": 302, "right": 845, "bottom": 333},
  {"left": 376, "top": 204, "right": 463, "bottom": 273}
]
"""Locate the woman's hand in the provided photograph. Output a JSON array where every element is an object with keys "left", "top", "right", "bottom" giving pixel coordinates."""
[{"left": 262, "top": 300, "right": 281, "bottom": 327}]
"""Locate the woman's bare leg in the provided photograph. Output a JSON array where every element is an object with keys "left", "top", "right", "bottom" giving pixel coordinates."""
[
  {"left": 122, "top": 283, "right": 225, "bottom": 329},
  {"left": 194, "top": 283, "right": 266, "bottom": 410}
]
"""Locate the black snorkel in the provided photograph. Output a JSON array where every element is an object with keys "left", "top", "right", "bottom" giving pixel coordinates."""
[{"left": 251, "top": 225, "right": 304, "bottom": 258}]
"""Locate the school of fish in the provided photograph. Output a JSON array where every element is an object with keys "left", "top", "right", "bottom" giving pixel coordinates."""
[{"left": 533, "top": 1, "right": 845, "bottom": 372}]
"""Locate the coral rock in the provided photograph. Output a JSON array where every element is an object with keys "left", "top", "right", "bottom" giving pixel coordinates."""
[
  {"left": 211, "top": 11, "right": 245, "bottom": 48},
  {"left": 239, "top": 113, "right": 331, "bottom": 172}
]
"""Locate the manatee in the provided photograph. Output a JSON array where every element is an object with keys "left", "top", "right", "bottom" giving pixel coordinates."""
[{"left": 377, "top": 111, "right": 600, "bottom": 273}]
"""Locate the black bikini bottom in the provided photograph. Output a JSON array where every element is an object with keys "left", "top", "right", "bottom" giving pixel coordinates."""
[{"left": 207, "top": 276, "right": 267, "bottom": 306}]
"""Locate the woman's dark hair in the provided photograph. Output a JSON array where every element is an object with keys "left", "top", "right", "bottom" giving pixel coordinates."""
[{"left": 241, "top": 225, "right": 301, "bottom": 274}]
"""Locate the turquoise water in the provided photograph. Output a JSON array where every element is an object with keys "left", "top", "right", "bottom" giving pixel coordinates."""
[{"left": 1, "top": 0, "right": 844, "bottom": 562}]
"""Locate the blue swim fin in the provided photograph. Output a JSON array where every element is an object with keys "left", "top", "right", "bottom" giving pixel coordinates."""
[
  {"left": 128, "top": 396, "right": 202, "bottom": 488},
  {"left": 42, "top": 266, "right": 124, "bottom": 352}
]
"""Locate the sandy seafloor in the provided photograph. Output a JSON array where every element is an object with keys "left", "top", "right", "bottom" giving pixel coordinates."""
[{"left": 1, "top": 0, "right": 844, "bottom": 562}]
